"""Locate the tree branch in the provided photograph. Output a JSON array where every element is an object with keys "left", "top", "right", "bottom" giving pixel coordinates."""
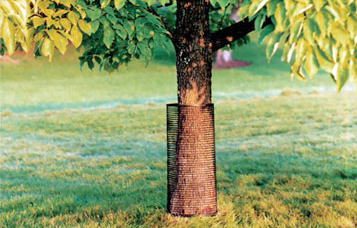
[{"left": 210, "top": 17, "right": 272, "bottom": 52}]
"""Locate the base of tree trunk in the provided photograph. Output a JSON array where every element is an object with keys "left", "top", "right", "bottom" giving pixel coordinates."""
[{"left": 167, "top": 104, "right": 217, "bottom": 217}]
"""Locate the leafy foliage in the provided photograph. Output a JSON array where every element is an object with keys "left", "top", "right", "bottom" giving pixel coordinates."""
[
  {"left": 0, "top": 0, "right": 356, "bottom": 90},
  {"left": 0, "top": 0, "right": 34, "bottom": 55},
  {"left": 27, "top": 0, "right": 172, "bottom": 70},
  {"left": 240, "top": 0, "right": 357, "bottom": 91}
]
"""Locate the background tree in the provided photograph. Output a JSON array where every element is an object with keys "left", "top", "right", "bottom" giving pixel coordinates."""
[
  {"left": 214, "top": 3, "right": 251, "bottom": 68},
  {"left": 1, "top": 0, "right": 356, "bottom": 217}
]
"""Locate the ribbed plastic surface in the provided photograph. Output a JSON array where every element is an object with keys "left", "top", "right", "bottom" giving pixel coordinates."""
[{"left": 167, "top": 104, "right": 217, "bottom": 216}]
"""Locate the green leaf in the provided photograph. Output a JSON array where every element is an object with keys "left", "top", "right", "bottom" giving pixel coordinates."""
[
  {"left": 237, "top": 0, "right": 250, "bottom": 18},
  {"left": 104, "top": 6, "right": 115, "bottom": 16},
  {"left": 295, "top": 39, "right": 309, "bottom": 66},
  {"left": 266, "top": 0, "right": 279, "bottom": 17},
  {"left": 304, "top": 47, "right": 320, "bottom": 78},
  {"left": 60, "top": 18, "right": 72, "bottom": 30},
  {"left": 103, "top": 27, "right": 115, "bottom": 48},
  {"left": 114, "top": 0, "right": 126, "bottom": 10},
  {"left": 325, "top": 5, "right": 341, "bottom": 21},
  {"left": 347, "top": 16, "right": 357, "bottom": 39},
  {"left": 313, "top": 0, "right": 326, "bottom": 11},
  {"left": 281, "top": 40, "right": 297, "bottom": 64},
  {"left": 290, "top": 61, "right": 306, "bottom": 81},
  {"left": 288, "top": 20, "right": 303, "bottom": 44},
  {"left": 210, "top": 0, "right": 217, "bottom": 6},
  {"left": 123, "top": 21, "right": 135, "bottom": 37},
  {"left": 266, "top": 33, "right": 282, "bottom": 60},
  {"left": 159, "top": 0, "right": 169, "bottom": 6},
  {"left": 53, "top": 9, "right": 69, "bottom": 18},
  {"left": 90, "top": 20, "right": 100, "bottom": 33},
  {"left": 70, "top": 26, "right": 83, "bottom": 48},
  {"left": 218, "top": 0, "right": 229, "bottom": 8},
  {"left": 314, "top": 10, "right": 329, "bottom": 37},
  {"left": 94, "top": 56, "right": 101, "bottom": 64},
  {"left": 52, "top": 31, "right": 68, "bottom": 54},
  {"left": 314, "top": 46, "right": 334, "bottom": 72},
  {"left": 114, "top": 24, "right": 127, "bottom": 40},
  {"left": 60, "top": 0, "right": 72, "bottom": 8},
  {"left": 32, "top": 17, "right": 45, "bottom": 28},
  {"left": 292, "top": 3, "right": 313, "bottom": 17},
  {"left": 258, "top": 24, "right": 274, "bottom": 44},
  {"left": 46, "top": 17, "right": 61, "bottom": 29},
  {"left": 137, "top": 42, "right": 150, "bottom": 57},
  {"left": 335, "top": 63, "right": 350, "bottom": 92},
  {"left": 254, "top": 14, "right": 265, "bottom": 31},
  {"left": 19, "top": 27, "right": 34, "bottom": 53},
  {"left": 100, "top": 0, "right": 111, "bottom": 9},
  {"left": 274, "top": 3, "right": 287, "bottom": 32},
  {"left": 41, "top": 38, "right": 54, "bottom": 61},
  {"left": 284, "top": 0, "right": 296, "bottom": 17},
  {"left": 249, "top": 0, "right": 269, "bottom": 18},
  {"left": 303, "top": 19, "right": 315, "bottom": 44},
  {"left": 86, "top": 7, "right": 101, "bottom": 20},
  {"left": 68, "top": 11, "right": 80, "bottom": 25},
  {"left": 127, "top": 42, "right": 136, "bottom": 55},
  {"left": 330, "top": 22, "right": 350, "bottom": 46},
  {"left": 87, "top": 59, "right": 94, "bottom": 70},
  {"left": 286, "top": 42, "right": 296, "bottom": 63},
  {"left": 78, "top": 19, "right": 92, "bottom": 35},
  {"left": 1, "top": 19, "right": 16, "bottom": 55}
]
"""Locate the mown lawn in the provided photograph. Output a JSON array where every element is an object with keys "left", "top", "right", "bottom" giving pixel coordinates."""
[
  {"left": 1, "top": 93, "right": 357, "bottom": 227},
  {"left": 1, "top": 38, "right": 357, "bottom": 227}
]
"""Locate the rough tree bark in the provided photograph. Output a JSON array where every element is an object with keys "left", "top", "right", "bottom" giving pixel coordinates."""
[
  {"left": 168, "top": 0, "right": 217, "bottom": 216},
  {"left": 174, "top": 1, "right": 212, "bottom": 106}
]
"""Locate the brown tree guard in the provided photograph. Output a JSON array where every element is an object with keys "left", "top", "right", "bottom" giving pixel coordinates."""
[{"left": 167, "top": 104, "right": 216, "bottom": 216}]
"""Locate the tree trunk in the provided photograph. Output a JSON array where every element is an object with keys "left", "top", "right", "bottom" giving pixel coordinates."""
[
  {"left": 175, "top": 1, "right": 212, "bottom": 106},
  {"left": 167, "top": 0, "right": 217, "bottom": 216}
]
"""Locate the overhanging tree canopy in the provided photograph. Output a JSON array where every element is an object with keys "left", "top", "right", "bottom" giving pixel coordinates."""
[
  {"left": 1, "top": 0, "right": 356, "bottom": 90},
  {"left": 1, "top": 0, "right": 356, "bottom": 217}
]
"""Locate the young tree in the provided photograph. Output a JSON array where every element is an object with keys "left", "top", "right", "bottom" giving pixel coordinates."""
[{"left": 1, "top": 0, "right": 356, "bottom": 217}]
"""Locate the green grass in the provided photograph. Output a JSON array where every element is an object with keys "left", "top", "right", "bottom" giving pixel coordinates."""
[
  {"left": 1, "top": 38, "right": 357, "bottom": 227},
  {"left": 1, "top": 93, "right": 356, "bottom": 227}
]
